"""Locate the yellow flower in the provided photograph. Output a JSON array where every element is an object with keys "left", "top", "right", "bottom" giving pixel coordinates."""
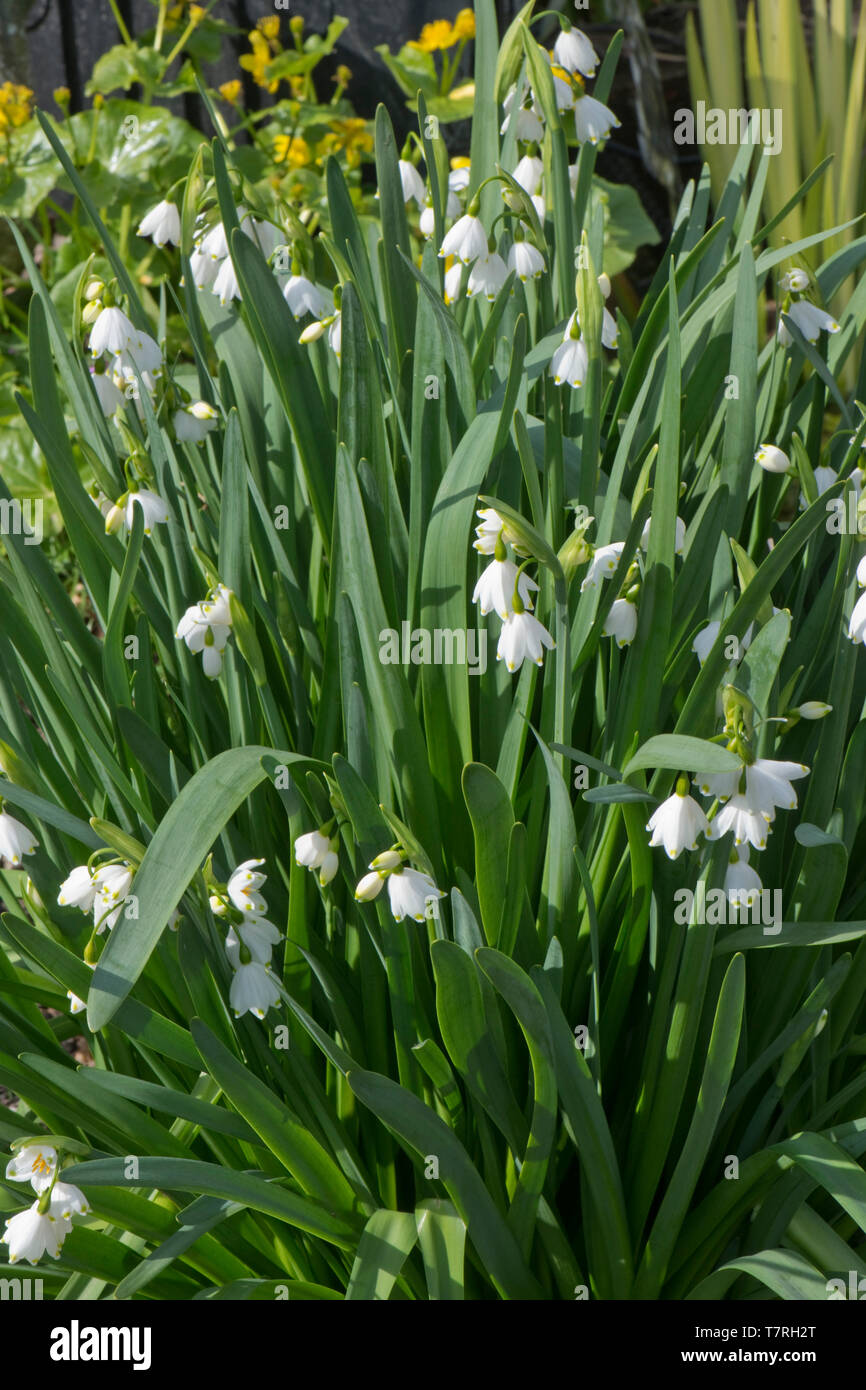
[
  {"left": 240, "top": 31, "right": 280, "bottom": 93},
  {"left": 452, "top": 9, "right": 476, "bottom": 40},
  {"left": 409, "top": 19, "right": 457, "bottom": 53},
  {"left": 53, "top": 86, "right": 71, "bottom": 108},
  {"left": 450, "top": 155, "right": 471, "bottom": 170},
  {"left": 274, "top": 134, "right": 311, "bottom": 168},
  {"left": 218, "top": 80, "right": 242, "bottom": 105},
  {"left": 257, "top": 16, "right": 281, "bottom": 42},
  {"left": 318, "top": 117, "right": 373, "bottom": 168},
  {"left": 189, "top": 3, "right": 206, "bottom": 21},
  {"left": 0, "top": 82, "right": 34, "bottom": 131}
]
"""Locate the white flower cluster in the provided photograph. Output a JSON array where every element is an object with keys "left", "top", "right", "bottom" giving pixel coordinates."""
[
  {"left": 188, "top": 205, "right": 282, "bottom": 306},
  {"left": 1, "top": 1144, "right": 89, "bottom": 1266},
  {"left": 502, "top": 22, "right": 620, "bottom": 150},
  {"left": 294, "top": 828, "right": 340, "bottom": 886},
  {"left": 472, "top": 507, "right": 554, "bottom": 672},
  {"left": 577, "top": 517, "right": 686, "bottom": 650},
  {"left": 211, "top": 859, "right": 283, "bottom": 1020},
  {"left": 550, "top": 274, "right": 619, "bottom": 389},
  {"left": 57, "top": 859, "right": 134, "bottom": 933},
  {"left": 354, "top": 850, "right": 445, "bottom": 922},
  {"left": 176, "top": 583, "right": 235, "bottom": 679},
  {"left": 777, "top": 268, "right": 841, "bottom": 346}
]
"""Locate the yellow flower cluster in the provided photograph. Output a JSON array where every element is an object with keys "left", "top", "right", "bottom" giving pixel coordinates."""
[
  {"left": 409, "top": 8, "right": 476, "bottom": 53},
  {"left": 317, "top": 117, "right": 373, "bottom": 168},
  {"left": 218, "top": 80, "right": 242, "bottom": 105},
  {"left": 240, "top": 17, "right": 283, "bottom": 93},
  {"left": 273, "top": 134, "right": 311, "bottom": 168},
  {"left": 0, "top": 82, "right": 33, "bottom": 133}
]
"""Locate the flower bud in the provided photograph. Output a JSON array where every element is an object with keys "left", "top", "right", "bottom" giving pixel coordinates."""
[
  {"left": 299, "top": 319, "right": 326, "bottom": 344},
  {"left": 795, "top": 701, "right": 832, "bottom": 720},
  {"left": 84, "top": 279, "right": 105, "bottom": 302},
  {"left": 755, "top": 444, "right": 791, "bottom": 474},
  {"left": 189, "top": 400, "right": 218, "bottom": 421},
  {"left": 318, "top": 851, "right": 339, "bottom": 886},
  {"left": 355, "top": 871, "right": 386, "bottom": 902},
  {"left": 369, "top": 849, "right": 403, "bottom": 871},
  {"left": 104, "top": 504, "right": 124, "bottom": 534},
  {"left": 82, "top": 299, "right": 102, "bottom": 324}
]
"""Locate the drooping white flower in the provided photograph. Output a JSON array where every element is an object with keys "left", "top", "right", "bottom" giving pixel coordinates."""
[
  {"left": 848, "top": 589, "right": 866, "bottom": 644},
  {"left": 798, "top": 464, "right": 838, "bottom": 511},
  {"left": 507, "top": 237, "right": 545, "bottom": 282},
  {"left": 550, "top": 331, "right": 588, "bottom": 388},
  {"left": 110, "top": 330, "right": 162, "bottom": 377},
  {"left": 580, "top": 542, "right": 625, "bottom": 593},
  {"left": 549, "top": 71, "right": 576, "bottom": 112},
  {"left": 176, "top": 585, "right": 234, "bottom": 677},
  {"left": 742, "top": 758, "right": 809, "bottom": 816},
  {"left": 124, "top": 489, "right": 169, "bottom": 535},
  {"left": 137, "top": 199, "right": 181, "bottom": 247},
  {"left": 472, "top": 559, "right": 538, "bottom": 620},
  {"left": 225, "top": 919, "right": 282, "bottom": 967},
  {"left": 467, "top": 249, "right": 508, "bottom": 301},
  {"left": 695, "top": 758, "right": 808, "bottom": 817},
  {"left": 692, "top": 620, "right": 721, "bottom": 665},
  {"left": 48, "top": 1181, "right": 90, "bottom": 1221},
  {"left": 500, "top": 85, "right": 544, "bottom": 142},
  {"left": 398, "top": 158, "right": 427, "bottom": 206},
  {"left": 778, "top": 299, "right": 841, "bottom": 346},
  {"left": 241, "top": 215, "right": 281, "bottom": 260},
  {"left": 573, "top": 94, "right": 621, "bottom": 146},
  {"left": 443, "top": 260, "right": 464, "bottom": 304},
  {"left": 641, "top": 516, "right": 686, "bottom": 554},
  {"left": 92, "top": 862, "right": 134, "bottom": 932},
  {"left": 174, "top": 401, "right": 219, "bottom": 443},
  {"left": 213, "top": 254, "right": 241, "bottom": 305},
  {"left": 602, "top": 597, "right": 638, "bottom": 647},
  {"left": 328, "top": 312, "right": 342, "bottom": 360},
  {"left": 553, "top": 25, "right": 599, "bottom": 77},
  {"left": 295, "top": 831, "right": 331, "bottom": 870},
  {"left": 386, "top": 867, "right": 445, "bottom": 923},
  {"left": 646, "top": 789, "right": 709, "bottom": 859},
  {"left": 448, "top": 163, "right": 471, "bottom": 194},
  {"left": 2, "top": 1203, "right": 69, "bottom": 1265},
  {"left": 189, "top": 246, "right": 221, "bottom": 289},
  {"left": 438, "top": 212, "right": 488, "bottom": 265},
  {"left": 707, "top": 795, "right": 771, "bottom": 851},
  {"left": 496, "top": 610, "right": 555, "bottom": 671},
  {"left": 229, "top": 962, "right": 281, "bottom": 1019},
  {"left": 512, "top": 153, "right": 544, "bottom": 196},
  {"left": 282, "top": 274, "right": 331, "bottom": 320},
  {"left": 779, "top": 269, "right": 810, "bottom": 294},
  {"left": 318, "top": 851, "right": 339, "bottom": 885},
  {"left": 88, "top": 305, "right": 138, "bottom": 358},
  {"left": 0, "top": 811, "right": 38, "bottom": 866},
  {"left": 473, "top": 507, "right": 506, "bottom": 555},
  {"left": 57, "top": 864, "right": 97, "bottom": 911},
  {"left": 199, "top": 219, "right": 231, "bottom": 261},
  {"left": 90, "top": 367, "right": 125, "bottom": 415},
  {"left": 755, "top": 444, "right": 791, "bottom": 473},
  {"left": 6, "top": 1144, "right": 57, "bottom": 1193},
  {"left": 227, "top": 859, "right": 267, "bottom": 915},
  {"left": 724, "top": 846, "right": 762, "bottom": 914}
]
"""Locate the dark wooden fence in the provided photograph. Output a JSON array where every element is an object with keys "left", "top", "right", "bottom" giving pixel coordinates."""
[{"left": 1, "top": 0, "right": 528, "bottom": 135}]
